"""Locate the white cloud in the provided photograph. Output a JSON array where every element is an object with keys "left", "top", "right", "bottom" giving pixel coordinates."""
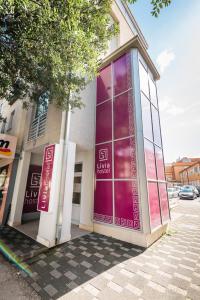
[
  {"left": 156, "top": 49, "right": 175, "bottom": 73},
  {"left": 159, "top": 96, "right": 184, "bottom": 116}
]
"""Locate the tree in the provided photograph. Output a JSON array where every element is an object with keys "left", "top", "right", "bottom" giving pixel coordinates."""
[{"left": 0, "top": 0, "right": 171, "bottom": 111}]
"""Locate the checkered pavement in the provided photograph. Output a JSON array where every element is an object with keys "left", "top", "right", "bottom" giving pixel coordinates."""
[{"left": 2, "top": 199, "right": 200, "bottom": 300}]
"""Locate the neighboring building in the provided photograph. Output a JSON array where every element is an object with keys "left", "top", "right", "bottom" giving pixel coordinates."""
[
  {"left": 165, "top": 157, "right": 200, "bottom": 186},
  {"left": 180, "top": 161, "right": 200, "bottom": 186},
  {"left": 0, "top": 1, "right": 169, "bottom": 248}
]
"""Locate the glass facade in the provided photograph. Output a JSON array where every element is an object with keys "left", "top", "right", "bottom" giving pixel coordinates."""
[
  {"left": 139, "top": 60, "right": 169, "bottom": 229},
  {"left": 94, "top": 52, "right": 140, "bottom": 230}
]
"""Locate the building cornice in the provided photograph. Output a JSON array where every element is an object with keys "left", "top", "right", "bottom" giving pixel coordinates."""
[{"left": 100, "top": 36, "right": 160, "bottom": 80}]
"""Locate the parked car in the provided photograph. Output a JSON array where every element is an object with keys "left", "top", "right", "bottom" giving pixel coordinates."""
[
  {"left": 179, "top": 186, "right": 197, "bottom": 200},
  {"left": 195, "top": 186, "right": 200, "bottom": 196},
  {"left": 181, "top": 185, "right": 199, "bottom": 197},
  {"left": 167, "top": 187, "right": 179, "bottom": 199}
]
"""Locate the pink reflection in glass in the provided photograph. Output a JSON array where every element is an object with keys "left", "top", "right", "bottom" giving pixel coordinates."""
[
  {"left": 95, "top": 143, "right": 112, "bottom": 180},
  {"left": 144, "top": 139, "right": 157, "bottom": 180},
  {"left": 159, "top": 183, "right": 170, "bottom": 223},
  {"left": 114, "top": 181, "right": 140, "bottom": 229},
  {"left": 96, "top": 100, "right": 112, "bottom": 144},
  {"left": 141, "top": 94, "right": 153, "bottom": 141},
  {"left": 113, "top": 53, "right": 132, "bottom": 96},
  {"left": 148, "top": 182, "right": 161, "bottom": 229},
  {"left": 155, "top": 146, "right": 165, "bottom": 181},
  {"left": 114, "top": 137, "right": 136, "bottom": 179},
  {"left": 94, "top": 181, "right": 113, "bottom": 224},
  {"left": 97, "top": 64, "right": 112, "bottom": 104},
  {"left": 114, "top": 90, "right": 134, "bottom": 140}
]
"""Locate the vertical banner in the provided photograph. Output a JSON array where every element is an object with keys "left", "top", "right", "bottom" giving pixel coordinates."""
[
  {"left": 37, "top": 144, "right": 55, "bottom": 212},
  {"left": 94, "top": 52, "right": 140, "bottom": 230},
  {"left": 23, "top": 165, "right": 42, "bottom": 213}
]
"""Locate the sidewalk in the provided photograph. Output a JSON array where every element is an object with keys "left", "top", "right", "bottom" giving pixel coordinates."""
[
  {"left": 1, "top": 199, "right": 200, "bottom": 300},
  {"left": 19, "top": 199, "right": 200, "bottom": 300}
]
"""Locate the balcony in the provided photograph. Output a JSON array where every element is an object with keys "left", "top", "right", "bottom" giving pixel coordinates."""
[{"left": 27, "top": 112, "right": 47, "bottom": 141}]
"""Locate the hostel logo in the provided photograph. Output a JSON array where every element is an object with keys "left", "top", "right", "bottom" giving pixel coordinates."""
[
  {"left": 30, "top": 173, "right": 41, "bottom": 187},
  {"left": 45, "top": 147, "right": 54, "bottom": 162},
  {"left": 0, "top": 139, "right": 12, "bottom": 156},
  {"left": 99, "top": 149, "right": 108, "bottom": 161},
  {"left": 97, "top": 147, "right": 111, "bottom": 176}
]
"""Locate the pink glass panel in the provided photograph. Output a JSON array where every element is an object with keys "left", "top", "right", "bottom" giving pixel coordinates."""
[
  {"left": 114, "top": 137, "right": 136, "bottom": 179},
  {"left": 38, "top": 144, "right": 55, "bottom": 212},
  {"left": 96, "top": 100, "right": 112, "bottom": 144},
  {"left": 95, "top": 143, "right": 112, "bottom": 179},
  {"left": 159, "top": 183, "right": 170, "bottom": 223},
  {"left": 141, "top": 94, "right": 153, "bottom": 141},
  {"left": 113, "top": 53, "right": 132, "bottom": 96},
  {"left": 148, "top": 182, "right": 161, "bottom": 229},
  {"left": 97, "top": 64, "right": 112, "bottom": 104},
  {"left": 114, "top": 90, "right": 134, "bottom": 140},
  {"left": 155, "top": 146, "right": 165, "bottom": 181},
  {"left": 23, "top": 165, "right": 42, "bottom": 213},
  {"left": 152, "top": 106, "right": 162, "bottom": 147},
  {"left": 94, "top": 181, "right": 113, "bottom": 224},
  {"left": 114, "top": 181, "right": 140, "bottom": 229},
  {"left": 144, "top": 139, "right": 157, "bottom": 180}
]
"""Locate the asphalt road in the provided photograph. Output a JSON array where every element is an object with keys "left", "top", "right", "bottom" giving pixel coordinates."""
[{"left": 0, "top": 254, "right": 40, "bottom": 300}]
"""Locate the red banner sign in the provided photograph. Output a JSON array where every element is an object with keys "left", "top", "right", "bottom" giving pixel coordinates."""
[{"left": 37, "top": 144, "right": 55, "bottom": 212}]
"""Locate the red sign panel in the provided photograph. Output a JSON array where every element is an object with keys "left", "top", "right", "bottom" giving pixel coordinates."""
[
  {"left": 37, "top": 144, "right": 55, "bottom": 212},
  {"left": 23, "top": 165, "right": 42, "bottom": 213}
]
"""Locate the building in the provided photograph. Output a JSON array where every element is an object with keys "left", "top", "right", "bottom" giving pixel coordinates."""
[
  {"left": 180, "top": 161, "right": 200, "bottom": 186},
  {"left": 0, "top": 1, "right": 169, "bottom": 248},
  {"left": 165, "top": 157, "right": 200, "bottom": 186}
]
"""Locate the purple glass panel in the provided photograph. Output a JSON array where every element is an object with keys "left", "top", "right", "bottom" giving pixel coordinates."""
[
  {"left": 114, "top": 90, "right": 134, "bottom": 140},
  {"left": 23, "top": 165, "right": 42, "bottom": 213},
  {"left": 96, "top": 100, "right": 112, "bottom": 144},
  {"left": 139, "top": 61, "right": 149, "bottom": 98},
  {"left": 159, "top": 183, "right": 170, "bottom": 223},
  {"left": 113, "top": 53, "right": 132, "bottom": 96},
  {"left": 115, "top": 181, "right": 140, "bottom": 229},
  {"left": 144, "top": 139, "right": 157, "bottom": 180},
  {"left": 155, "top": 146, "right": 165, "bottom": 181},
  {"left": 97, "top": 64, "right": 112, "bottom": 104},
  {"left": 114, "top": 137, "right": 136, "bottom": 179},
  {"left": 141, "top": 94, "right": 153, "bottom": 141},
  {"left": 95, "top": 143, "right": 112, "bottom": 179},
  {"left": 152, "top": 106, "right": 162, "bottom": 147},
  {"left": 149, "top": 77, "right": 158, "bottom": 107},
  {"left": 148, "top": 182, "right": 161, "bottom": 229},
  {"left": 94, "top": 181, "right": 113, "bottom": 224}
]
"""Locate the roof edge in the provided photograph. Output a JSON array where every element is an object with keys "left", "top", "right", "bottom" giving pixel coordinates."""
[{"left": 100, "top": 36, "right": 160, "bottom": 80}]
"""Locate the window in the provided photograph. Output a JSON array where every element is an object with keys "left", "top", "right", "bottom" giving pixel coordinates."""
[
  {"left": 141, "top": 94, "right": 153, "bottom": 141},
  {"left": 7, "top": 110, "right": 15, "bottom": 131},
  {"left": 152, "top": 106, "right": 162, "bottom": 147},
  {"left": 1, "top": 118, "right": 6, "bottom": 133},
  {"left": 139, "top": 61, "right": 149, "bottom": 98},
  {"left": 72, "top": 163, "right": 83, "bottom": 205},
  {"left": 35, "top": 91, "right": 49, "bottom": 118},
  {"left": 149, "top": 78, "right": 158, "bottom": 107}
]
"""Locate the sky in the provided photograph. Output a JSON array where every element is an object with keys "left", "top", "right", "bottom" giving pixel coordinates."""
[{"left": 130, "top": 0, "right": 200, "bottom": 163}]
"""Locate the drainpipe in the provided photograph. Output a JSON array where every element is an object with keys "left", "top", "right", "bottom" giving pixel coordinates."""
[{"left": 55, "top": 108, "right": 71, "bottom": 242}]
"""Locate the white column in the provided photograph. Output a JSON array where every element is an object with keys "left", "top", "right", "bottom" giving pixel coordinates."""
[
  {"left": 8, "top": 151, "right": 31, "bottom": 226},
  {"left": 37, "top": 144, "right": 62, "bottom": 248},
  {"left": 79, "top": 150, "right": 94, "bottom": 232},
  {"left": 59, "top": 141, "right": 76, "bottom": 243}
]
